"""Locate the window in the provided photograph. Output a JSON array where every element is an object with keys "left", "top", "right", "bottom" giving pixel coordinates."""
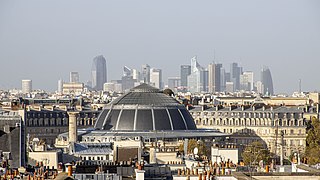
[{"left": 290, "top": 130, "right": 294, "bottom": 135}]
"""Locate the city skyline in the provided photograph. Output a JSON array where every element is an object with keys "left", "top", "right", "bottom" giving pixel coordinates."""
[{"left": 0, "top": 0, "right": 319, "bottom": 93}]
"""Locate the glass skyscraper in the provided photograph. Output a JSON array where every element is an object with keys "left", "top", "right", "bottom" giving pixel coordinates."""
[
  {"left": 91, "top": 55, "right": 107, "bottom": 90},
  {"left": 187, "top": 56, "right": 207, "bottom": 93},
  {"left": 180, "top": 65, "right": 191, "bottom": 89},
  {"left": 261, "top": 66, "right": 274, "bottom": 95}
]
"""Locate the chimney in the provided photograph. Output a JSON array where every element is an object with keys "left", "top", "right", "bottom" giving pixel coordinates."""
[
  {"left": 202, "top": 105, "right": 207, "bottom": 111},
  {"left": 3, "top": 125, "right": 10, "bottom": 134},
  {"left": 67, "top": 111, "right": 79, "bottom": 143}
]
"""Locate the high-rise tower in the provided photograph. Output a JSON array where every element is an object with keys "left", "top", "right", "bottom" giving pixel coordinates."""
[
  {"left": 141, "top": 64, "right": 150, "bottom": 84},
  {"left": 261, "top": 66, "right": 274, "bottom": 95},
  {"left": 208, "top": 63, "right": 222, "bottom": 93},
  {"left": 180, "top": 65, "right": 191, "bottom": 89},
  {"left": 187, "top": 56, "right": 206, "bottom": 93},
  {"left": 22, "top": 80, "right": 32, "bottom": 94},
  {"left": 230, "top": 63, "right": 242, "bottom": 91},
  {"left": 70, "top": 72, "right": 79, "bottom": 83},
  {"left": 91, "top": 55, "right": 107, "bottom": 90},
  {"left": 150, "top": 68, "right": 162, "bottom": 89}
]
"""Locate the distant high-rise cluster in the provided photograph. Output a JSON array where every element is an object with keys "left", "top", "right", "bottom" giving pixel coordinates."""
[
  {"left": 104, "top": 64, "right": 164, "bottom": 92},
  {"left": 174, "top": 56, "right": 275, "bottom": 95},
  {"left": 53, "top": 54, "right": 274, "bottom": 95}
]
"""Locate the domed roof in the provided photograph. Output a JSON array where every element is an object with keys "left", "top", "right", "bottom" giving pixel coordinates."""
[{"left": 94, "top": 84, "right": 197, "bottom": 131}]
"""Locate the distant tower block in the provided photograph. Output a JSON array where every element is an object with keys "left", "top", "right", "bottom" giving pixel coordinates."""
[{"left": 68, "top": 111, "right": 79, "bottom": 143}]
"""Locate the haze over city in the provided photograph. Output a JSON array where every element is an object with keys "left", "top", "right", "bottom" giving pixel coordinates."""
[{"left": 0, "top": 0, "right": 319, "bottom": 94}]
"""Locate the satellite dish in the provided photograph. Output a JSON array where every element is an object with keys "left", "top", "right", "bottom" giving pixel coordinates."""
[{"left": 194, "top": 147, "right": 198, "bottom": 155}]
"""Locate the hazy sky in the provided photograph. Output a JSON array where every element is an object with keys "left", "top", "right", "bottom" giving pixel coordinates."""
[{"left": 0, "top": 0, "right": 319, "bottom": 94}]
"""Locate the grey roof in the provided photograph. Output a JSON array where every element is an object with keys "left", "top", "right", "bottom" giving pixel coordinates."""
[
  {"left": 84, "top": 129, "right": 227, "bottom": 139},
  {"left": 190, "top": 105, "right": 304, "bottom": 113},
  {"left": 74, "top": 143, "right": 112, "bottom": 155},
  {"left": 94, "top": 84, "right": 197, "bottom": 131},
  {"left": 111, "top": 84, "right": 179, "bottom": 106}
]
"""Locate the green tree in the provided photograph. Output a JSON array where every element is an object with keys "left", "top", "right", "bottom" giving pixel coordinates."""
[
  {"left": 241, "top": 141, "right": 270, "bottom": 165},
  {"left": 305, "top": 117, "right": 320, "bottom": 165},
  {"left": 179, "top": 139, "right": 209, "bottom": 156},
  {"left": 163, "top": 89, "right": 174, "bottom": 96}
]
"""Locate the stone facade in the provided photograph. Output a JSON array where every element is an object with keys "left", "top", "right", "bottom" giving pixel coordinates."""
[
  {"left": 25, "top": 109, "right": 100, "bottom": 145},
  {"left": 189, "top": 105, "right": 307, "bottom": 159}
]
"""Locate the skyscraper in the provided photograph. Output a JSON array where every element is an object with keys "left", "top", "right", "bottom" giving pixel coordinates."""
[
  {"left": 122, "top": 66, "right": 135, "bottom": 92},
  {"left": 141, "top": 64, "right": 150, "bottom": 84},
  {"left": 208, "top": 63, "right": 222, "bottom": 93},
  {"left": 91, "top": 55, "right": 107, "bottom": 90},
  {"left": 150, "top": 68, "right": 162, "bottom": 89},
  {"left": 261, "top": 66, "right": 274, "bottom": 95},
  {"left": 132, "top": 69, "right": 140, "bottom": 81},
  {"left": 167, "top": 77, "right": 181, "bottom": 89},
  {"left": 220, "top": 68, "right": 226, "bottom": 92},
  {"left": 230, "top": 63, "right": 242, "bottom": 91},
  {"left": 70, "top": 72, "right": 79, "bottom": 83},
  {"left": 180, "top": 65, "right": 191, "bottom": 89},
  {"left": 123, "top": 66, "right": 132, "bottom": 77},
  {"left": 22, "top": 80, "right": 32, "bottom": 94},
  {"left": 58, "top": 79, "right": 63, "bottom": 93},
  {"left": 187, "top": 56, "right": 206, "bottom": 93},
  {"left": 240, "top": 71, "right": 254, "bottom": 91}
]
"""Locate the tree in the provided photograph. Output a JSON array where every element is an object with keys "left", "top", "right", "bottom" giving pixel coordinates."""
[
  {"left": 305, "top": 117, "right": 320, "bottom": 165},
  {"left": 163, "top": 89, "right": 174, "bottom": 96},
  {"left": 242, "top": 141, "right": 270, "bottom": 165},
  {"left": 179, "top": 139, "right": 209, "bottom": 157}
]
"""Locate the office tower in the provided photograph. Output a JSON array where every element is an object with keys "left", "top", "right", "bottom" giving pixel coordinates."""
[
  {"left": 86, "top": 80, "right": 92, "bottom": 88},
  {"left": 208, "top": 63, "right": 222, "bottom": 93},
  {"left": 121, "top": 76, "right": 135, "bottom": 92},
  {"left": 168, "top": 77, "right": 181, "bottom": 89},
  {"left": 187, "top": 56, "right": 206, "bottom": 93},
  {"left": 225, "top": 72, "right": 231, "bottom": 82},
  {"left": 202, "top": 69, "right": 209, "bottom": 92},
  {"left": 132, "top": 69, "right": 140, "bottom": 81},
  {"left": 58, "top": 79, "right": 63, "bottom": 93},
  {"left": 261, "top": 66, "right": 274, "bottom": 95},
  {"left": 150, "top": 68, "right": 162, "bottom": 89},
  {"left": 91, "top": 55, "right": 107, "bottom": 90},
  {"left": 220, "top": 68, "right": 226, "bottom": 92},
  {"left": 22, "top": 80, "right": 32, "bottom": 94},
  {"left": 256, "top": 81, "right": 264, "bottom": 94},
  {"left": 226, "top": 82, "right": 234, "bottom": 93},
  {"left": 70, "top": 72, "right": 79, "bottom": 83},
  {"left": 141, "top": 64, "right": 151, "bottom": 84},
  {"left": 180, "top": 65, "right": 191, "bottom": 89},
  {"left": 230, "top": 63, "right": 242, "bottom": 91},
  {"left": 240, "top": 71, "right": 254, "bottom": 91},
  {"left": 123, "top": 66, "right": 132, "bottom": 77}
]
